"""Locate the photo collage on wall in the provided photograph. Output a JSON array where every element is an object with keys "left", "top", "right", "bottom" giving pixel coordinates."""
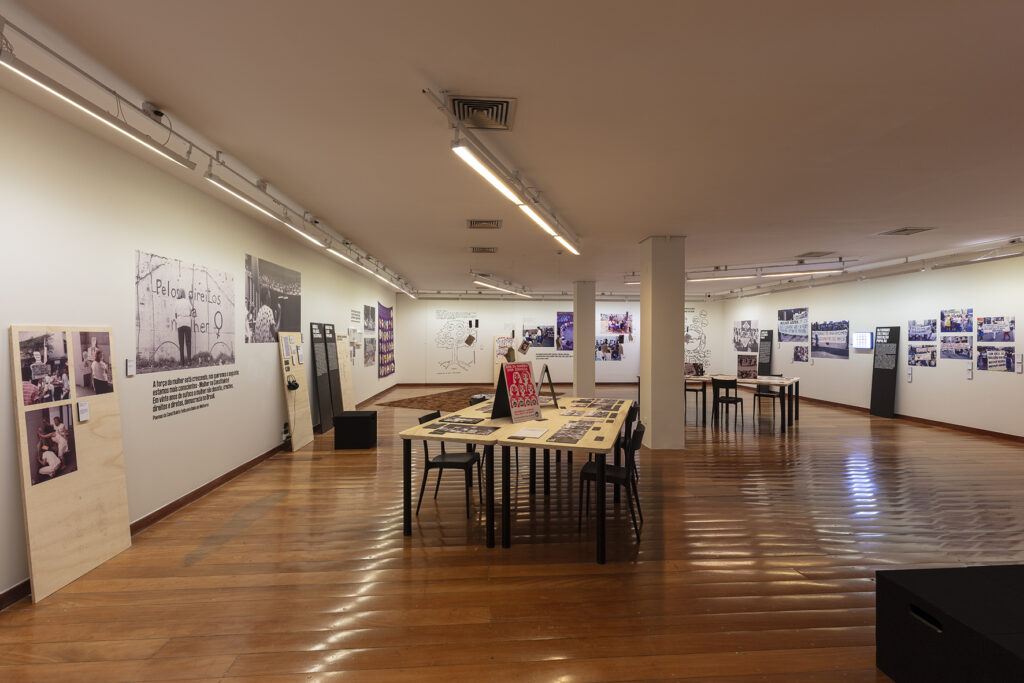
[
  {"left": 977, "top": 314, "right": 1014, "bottom": 372},
  {"left": 776, "top": 308, "right": 809, "bottom": 363},
  {"left": 732, "top": 320, "right": 758, "bottom": 352},
  {"left": 810, "top": 320, "right": 849, "bottom": 359},
  {"left": 556, "top": 311, "right": 574, "bottom": 351},
  {"left": 736, "top": 354, "right": 757, "bottom": 379},
  {"left": 377, "top": 302, "right": 395, "bottom": 378},
  {"left": 244, "top": 255, "right": 301, "bottom": 343}
]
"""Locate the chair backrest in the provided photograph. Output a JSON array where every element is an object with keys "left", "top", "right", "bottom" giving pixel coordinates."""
[
  {"left": 468, "top": 395, "right": 488, "bottom": 406},
  {"left": 627, "top": 422, "right": 646, "bottom": 469},
  {"left": 419, "top": 411, "right": 441, "bottom": 458},
  {"left": 712, "top": 378, "right": 737, "bottom": 395},
  {"left": 623, "top": 402, "right": 640, "bottom": 442}
]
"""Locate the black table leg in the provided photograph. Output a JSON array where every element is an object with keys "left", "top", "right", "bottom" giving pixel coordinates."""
[
  {"left": 403, "top": 438, "right": 412, "bottom": 536},
  {"left": 787, "top": 382, "right": 794, "bottom": 427},
  {"left": 529, "top": 448, "right": 536, "bottom": 494},
  {"left": 795, "top": 381, "right": 800, "bottom": 421},
  {"left": 702, "top": 385, "right": 707, "bottom": 426},
  {"left": 779, "top": 385, "right": 787, "bottom": 434},
  {"left": 596, "top": 451, "right": 606, "bottom": 564},
  {"left": 501, "top": 445, "right": 511, "bottom": 548},
  {"left": 485, "top": 445, "right": 495, "bottom": 548},
  {"left": 613, "top": 441, "right": 622, "bottom": 503},
  {"left": 543, "top": 449, "right": 551, "bottom": 496}
]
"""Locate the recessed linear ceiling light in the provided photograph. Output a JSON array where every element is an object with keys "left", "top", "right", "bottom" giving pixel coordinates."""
[
  {"left": 204, "top": 171, "right": 324, "bottom": 247},
  {"left": 473, "top": 279, "right": 532, "bottom": 298},
  {"left": 761, "top": 268, "right": 844, "bottom": 277},
  {"left": 0, "top": 48, "right": 196, "bottom": 171}
]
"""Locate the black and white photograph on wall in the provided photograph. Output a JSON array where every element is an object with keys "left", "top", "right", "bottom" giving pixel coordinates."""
[
  {"left": 810, "top": 320, "right": 850, "bottom": 359},
  {"left": 72, "top": 332, "right": 114, "bottom": 396},
  {"left": 244, "top": 254, "right": 301, "bottom": 343},
  {"left": 595, "top": 337, "right": 623, "bottom": 361},
  {"left": 777, "top": 308, "right": 809, "bottom": 342},
  {"left": 363, "top": 305, "right": 376, "bottom": 332},
  {"left": 599, "top": 312, "right": 633, "bottom": 335},
  {"left": 732, "top": 320, "right": 758, "bottom": 352},
  {"left": 940, "top": 336, "right": 973, "bottom": 360},
  {"left": 684, "top": 362, "right": 704, "bottom": 376},
  {"left": 977, "top": 345, "right": 1015, "bottom": 372},
  {"left": 737, "top": 353, "right": 758, "bottom": 379},
  {"left": 977, "top": 316, "right": 1015, "bottom": 342},
  {"left": 940, "top": 308, "right": 973, "bottom": 333},
  {"left": 135, "top": 250, "right": 235, "bottom": 373},
  {"left": 685, "top": 307, "right": 711, "bottom": 370},
  {"left": 907, "top": 344, "right": 937, "bottom": 367},
  {"left": 25, "top": 404, "right": 77, "bottom": 486},
  {"left": 364, "top": 337, "right": 377, "bottom": 367},
  {"left": 907, "top": 319, "right": 937, "bottom": 341},
  {"left": 793, "top": 345, "right": 809, "bottom": 363},
  {"left": 556, "top": 312, "right": 574, "bottom": 351},
  {"left": 522, "top": 326, "right": 555, "bottom": 347},
  {"left": 18, "top": 331, "right": 70, "bottom": 406}
]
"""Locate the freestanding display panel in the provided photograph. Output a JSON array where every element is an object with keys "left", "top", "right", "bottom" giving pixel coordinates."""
[
  {"left": 871, "top": 326, "right": 900, "bottom": 418},
  {"left": 324, "top": 323, "right": 344, "bottom": 420},
  {"left": 758, "top": 329, "right": 774, "bottom": 375},
  {"left": 309, "top": 323, "right": 334, "bottom": 433}
]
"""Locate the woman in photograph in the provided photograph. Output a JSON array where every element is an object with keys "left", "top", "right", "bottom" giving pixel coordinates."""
[
  {"left": 37, "top": 443, "right": 61, "bottom": 478},
  {"left": 253, "top": 287, "right": 279, "bottom": 343},
  {"left": 52, "top": 415, "right": 70, "bottom": 459},
  {"left": 174, "top": 290, "right": 193, "bottom": 365},
  {"left": 36, "top": 417, "right": 56, "bottom": 454},
  {"left": 92, "top": 349, "right": 112, "bottom": 394}
]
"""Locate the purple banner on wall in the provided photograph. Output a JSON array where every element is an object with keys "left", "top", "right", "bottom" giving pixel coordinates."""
[{"left": 378, "top": 303, "right": 395, "bottom": 378}]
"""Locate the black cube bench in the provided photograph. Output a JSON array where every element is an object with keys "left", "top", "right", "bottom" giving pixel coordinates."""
[
  {"left": 333, "top": 410, "right": 377, "bottom": 449},
  {"left": 877, "top": 565, "right": 1024, "bottom": 682}
]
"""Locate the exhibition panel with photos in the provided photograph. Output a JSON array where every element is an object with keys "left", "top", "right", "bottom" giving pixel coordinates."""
[{"left": 0, "top": 85, "right": 401, "bottom": 599}]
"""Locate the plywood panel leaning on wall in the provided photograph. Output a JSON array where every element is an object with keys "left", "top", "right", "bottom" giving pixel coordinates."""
[
  {"left": 336, "top": 333, "right": 356, "bottom": 410},
  {"left": 9, "top": 325, "right": 131, "bottom": 603},
  {"left": 279, "top": 331, "right": 314, "bottom": 451}
]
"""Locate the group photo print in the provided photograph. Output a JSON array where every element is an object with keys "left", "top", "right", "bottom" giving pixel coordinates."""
[
  {"left": 24, "top": 404, "right": 78, "bottom": 486},
  {"left": 18, "top": 331, "right": 70, "bottom": 406},
  {"left": 244, "top": 254, "right": 301, "bottom": 343},
  {"left": 73, "top": 331, "right": 114, "bottom": 396}
]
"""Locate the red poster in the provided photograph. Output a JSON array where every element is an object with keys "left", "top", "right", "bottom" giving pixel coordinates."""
[{"left": 502, "top": 362, "right": 541, "bottom": 423}]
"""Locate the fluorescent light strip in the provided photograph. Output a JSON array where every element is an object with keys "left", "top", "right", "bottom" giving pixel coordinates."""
[
  {"left": 0, "top": 49, "right": 196, "bottom": 170},
  {"left": 624, "top": 281, "right": 640, "bottom": 285},
  {"left": 452, "top": 143, "right": 522, "bottom": 205},
  {"left": 472, "top": 279, "right": 532, "bottom": 298},
  {"left": 519, "top": 204, "right": 557, "bottom": 236},
  {"left": 204, "top": 172, "right": 326, "bottom": 247},
  {"left": 328, "top": 248, "right": 416, "bottom": 299},
  {"left": 687, "top": 274, "right": 756, "bottom": 282},
  {"left": 553, "top": 234, "right": 580, "bottom": 256},
  {"left": 761, "top": 269, "right": 844, "bottom": 277}
]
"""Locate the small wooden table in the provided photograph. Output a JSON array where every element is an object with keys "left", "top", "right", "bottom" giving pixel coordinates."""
[
  {"left": 399, "top": 397, "right": 634, "bottom": 564},
  {"left": 685, "top": 375, "right": 800, "bottom": 432}
]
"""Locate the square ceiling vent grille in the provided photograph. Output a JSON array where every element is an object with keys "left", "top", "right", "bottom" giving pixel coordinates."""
[{"left": 448, "top": 96, "right": 517, "bottom": 130}]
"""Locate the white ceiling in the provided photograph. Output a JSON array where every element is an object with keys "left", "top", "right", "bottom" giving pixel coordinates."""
[{"left": 13, "top": 0, "right": 1024, "bottom": 294}]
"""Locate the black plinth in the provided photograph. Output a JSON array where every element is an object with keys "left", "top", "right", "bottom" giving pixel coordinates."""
[
  {"left": 876, "top": 565, "right": 1024, "bottom": 682},
  {"left": 333, "top": 410, "right": 377, "bottom": 449}
]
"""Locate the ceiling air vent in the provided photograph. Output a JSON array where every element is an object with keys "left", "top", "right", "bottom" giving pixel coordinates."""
[
  {"left": 448, "top": 96, "right": 517, "bottom": 130},
  {"left": 471, "top": 247, "right": 497, "bottom": 254},
  {"left": 796, "top": 251, "right": 835, "bottom": 258},
  {"left": 467, "top": 219, "right": 502, "bottom": 229},
  {"left": 879, "top": 227, "right": 935, "bottom": 236}
]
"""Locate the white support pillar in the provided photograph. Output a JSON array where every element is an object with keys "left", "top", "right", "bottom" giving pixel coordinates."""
[
  {"left": 640, "top": 235, "right": 686, "bottom": 449},
  {"left": 573, "top": 280, "right": 596, "bottom": 397}
]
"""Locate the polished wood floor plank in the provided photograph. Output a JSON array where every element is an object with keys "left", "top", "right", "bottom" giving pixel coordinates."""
[{"left": 3, "top": 383, "right": 1023, "bottom": 680}]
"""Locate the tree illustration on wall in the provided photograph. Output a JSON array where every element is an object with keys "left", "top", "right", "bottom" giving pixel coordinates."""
[{"left": 436, "top": 319, "right": 474, "bottom": 371}]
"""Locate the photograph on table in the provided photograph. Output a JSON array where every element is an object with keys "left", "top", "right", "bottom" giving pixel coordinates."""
[
  {"left": 599, "top": 312, "right": 633, "bottom": 335},
  {"left": 977, "top": 316, "right": 1015, "bottom": 342},
  {"left": 811, "top": 320, "right": 849, "bottom": 359},
  {"left": 684, "top": 362, "right": 705, "bottom": 376},
  {"left": 940, "top": 336, "right": 973, "bottom": 360},
  {"left": 940, "top": 308, "right": 973, "bottom": 333},
  {"left": 977, "top": 345, "right": 1016, "bottom": 372},
  {"left": 135, "top": 250, "right": 235, "bottom": 373},
  {"left": 244, "top": 254, "right": 301, "bottom": 343},
  {"left": 737, "top": 353, "right": 758, "bottom": 379},
  {"left": 793, "top": 345, "right": 809, "bottom": 363},
  {"left": 522, "top": 325, "right": 555, "bottom": 347},
  {"left": 732, "top": 320, "right": 759, "bottom": 352},
  {"left": 907, "top": 319, "right": 937, "bottom": 342},
  {"left": 907, "top": 344, "right": 937, "bottom": 367},
  {"left": 556, "top": 312, "right": 574, "bottom": 351},
  {"left": 24, "top": 404, "right": 77, "bottom": 486},
  {"left": 547, "top": 419, "right": 600, "bottom": 445},
  {"left": 72, "top": 332, "right": 114, "bottom": 397},
  {"left": 363, "top": 305, "right": 376, "bottom": 331},
  {"left": 595, "top": 337, "right": 623, "bottom": 361},
  {"left": 777, "top": 308, "right": 809, "bottom": 342},
  {"left": 364, "top": 337, "right": 376, "bottom": 367},
  {"left": 18, "top": 331, "right": 70, "bottom": 406}
]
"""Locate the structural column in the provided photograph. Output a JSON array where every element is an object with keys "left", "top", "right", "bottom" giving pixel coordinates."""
[
  {"left": 640, "top": 236, "right": 686, "bottom": 449},
  {"left": 573, "top": 280, "right": 596, "bottom": 398}
]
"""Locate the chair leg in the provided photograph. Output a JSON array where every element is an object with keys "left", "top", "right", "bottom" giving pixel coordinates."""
[
  {"left": 434, "top": 468, "right": 443, "bottom": 498},
  {"left": 633, "top": 474, "right": 643, "bottom": 522},
  {"left": 416, "top": 467, "right": 430, "bottom": 515},
  {"left": 464, "top": 468, "right": 472, "bottom": 518},
  {"left": 577, "top": 476, "right": 585, "bottom": 531},
  {"left": 585, "top": 479, "right": 591, "bottom": 517},
  {"left": 626, "top": 480, "right": 641, "bottom": 542},
  {"left": 568, "top": 451, "right": 573, "bottom": 469},
  {"left": 515, "top": 447, "right": 520, "bottom": 475},
  {"left": 477, "top": 459, "right": 483, "bottom": 503}
]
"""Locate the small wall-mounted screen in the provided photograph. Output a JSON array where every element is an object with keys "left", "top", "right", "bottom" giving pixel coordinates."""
[{"left": 851, "top": 332, "right": 874, "bottom": 349}]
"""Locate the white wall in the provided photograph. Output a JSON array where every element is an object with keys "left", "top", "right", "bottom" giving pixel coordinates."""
[
  {"left": 0, "top": 87, "right": 399, "bottom": 594},
  {"left": 396, "top": 298, "right": 642, "bottom": 385},
  {"left": 717, "top": 259, "right": 1023, "bottom": 436}
]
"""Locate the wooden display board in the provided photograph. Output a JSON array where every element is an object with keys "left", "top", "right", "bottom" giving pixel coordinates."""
[
  {"left": 9, "top": 325, "right": 130, "bottom": 602},
  {"left": 336, "top": 333, "right": 355, "bottom": 410},
  {"left": 278, "top": 331, "right": 314, "bottom": 451}
]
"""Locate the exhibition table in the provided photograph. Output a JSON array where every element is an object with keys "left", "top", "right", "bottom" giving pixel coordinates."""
[
  {"left": 399, "top": 397, "right": 634, "bottom": 564},
  {"left": 685, "top": 375, "right": 800, "bottom": 432}
]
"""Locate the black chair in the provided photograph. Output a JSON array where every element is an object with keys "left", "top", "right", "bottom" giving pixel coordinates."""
[
  {"left": 685, "top": 381, "right": 704, "bottom": 424},
  {"left": 616, "top": 404, "right": 641, "bottom": 503},
  {"left": 578, "top": 423, "right": 645, "bottom": 542},
  {"left": 415, "top": 411, "right": 482, "bottom": 518},
  {"left": 752, "top": 373, "right": 783, "bottom": 421},
  {"left": 711, "top": 378, "right": 743, "bottom": 428}
]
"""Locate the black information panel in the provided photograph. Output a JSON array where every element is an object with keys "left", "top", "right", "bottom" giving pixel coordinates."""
[
  {"left": 758, "top": 330, "right": 773, "bottom": 375},
  {"left": 309, "top": 322, "right": 334, "bottom": 432},
  {"left": 870, "top": 326, "right": 900, "bottom": 418},
  {"left": 324, "top": 323, "right": 345, "bottom": 417}
]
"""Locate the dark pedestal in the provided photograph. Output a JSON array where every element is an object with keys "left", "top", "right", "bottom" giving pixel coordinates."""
[
  {"left": 333, "top": 411, "right": 377, "bottom": 449},
  {"left": 877, "top": 565, "right": 1024, "bottom": 682}
]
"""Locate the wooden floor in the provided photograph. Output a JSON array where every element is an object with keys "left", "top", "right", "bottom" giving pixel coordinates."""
[{"left": 2, "top": 384, "right": 1023, "bottom": 681}]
